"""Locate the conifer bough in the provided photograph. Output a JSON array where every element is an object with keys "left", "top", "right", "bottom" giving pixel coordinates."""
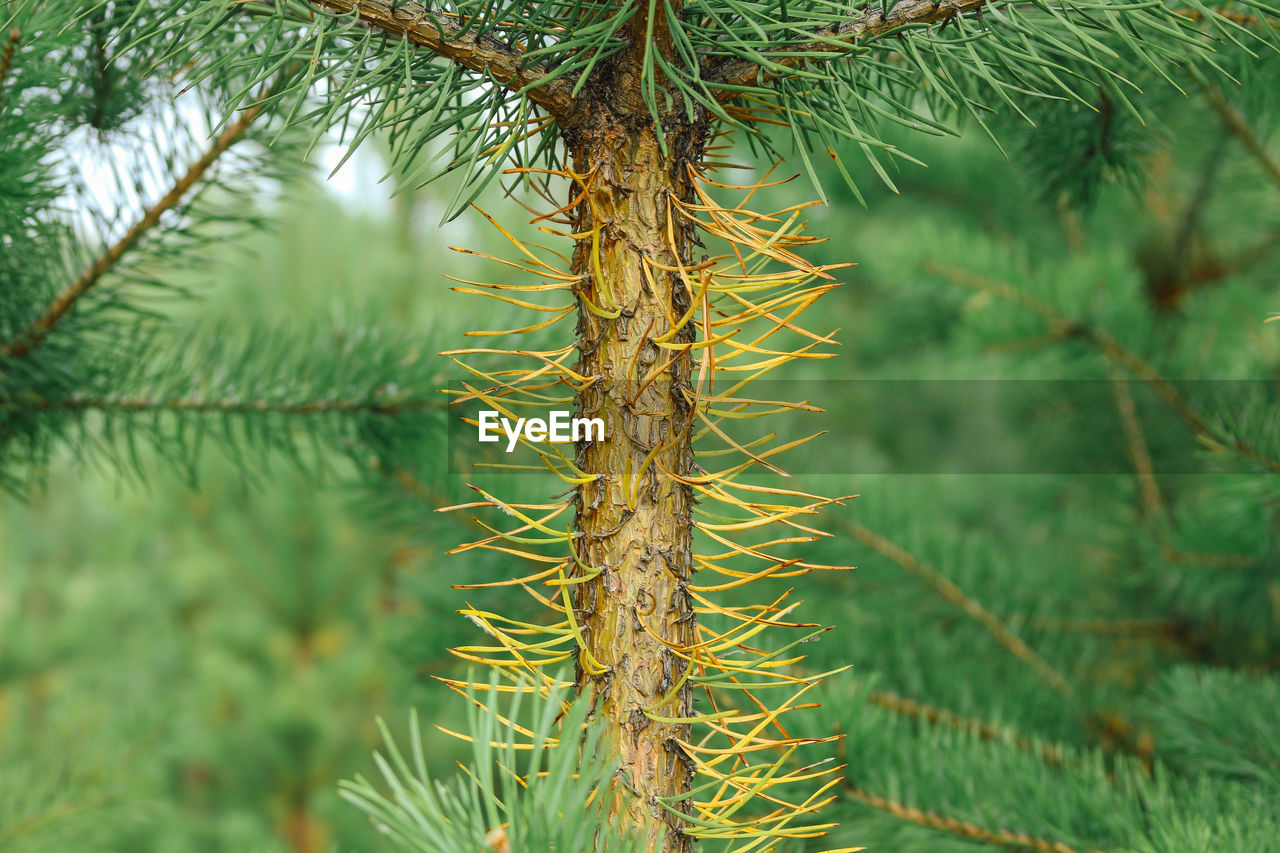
[{"left": 114, "top": 0, "right": 1276, "bottom": 848}]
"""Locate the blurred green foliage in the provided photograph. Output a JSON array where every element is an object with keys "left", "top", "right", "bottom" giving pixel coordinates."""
[{"left": 4, "top": 45, "right": 1280, "bottom": 853}]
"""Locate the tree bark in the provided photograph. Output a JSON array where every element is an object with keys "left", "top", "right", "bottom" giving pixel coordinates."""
[
  {"left": 564, "top": 102, "right": 707, "bottom": 851},
  {"left": 557, "top": 0, "right": 713, "bottom": 843}
]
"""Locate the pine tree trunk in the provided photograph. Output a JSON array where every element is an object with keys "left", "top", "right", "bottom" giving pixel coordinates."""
[{"left": 564, "top": 99, "right": 707, "bottom": 851}]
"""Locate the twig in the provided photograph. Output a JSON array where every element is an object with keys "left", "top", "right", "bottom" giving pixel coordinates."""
[
  {"left": 816, "top": 712, "right": 1099, "bottom": 850},
  {"left": 922, "top": 260, "right": 1280, "bottom": 475},
  {"left": 1161, "top": 546, "right": 1255, "bottom": 568},
  {"left": 840, "top": 520, "right": 1073, "bottom": 696},
  {"left": 707, "top": 0, "right": 992, "bottom": 95},
  {"left": 13, "top": 392, "right": 444, "bottom": 416},
  {"left": 1109, "top": 369, "right": 1163, "bottom": 519},
  {"left": 1171, "top": 131, "right": 1229, "bottom": 276},
  {"left": 304, "top": 1, "right": 573, "bottom": 116},
  {"left": 1173, "top": 7, "right": 1278, "bottom": 27},
  {"left": 842, "top": 785, "right": 1103, "bottom": 852},
  {"left": 0, "top": 102, "right": 266, "bottom": 360},
  {"left": 1109, "top": 364, "right": 1258, "bottom": 567},
  {"left": 706, "top": 2, "right": 1279, "bottom": 96},
  {"left": 1203, "top": 82, "right": 1280, "bottom": 191},
  {"left": 0, "top": 796, "right": 114, "bottom": 847},
  {"left": 390, "top": 467, "right": 452, "bottom": 507},
  {"left": 866, "top": 687, "right": 1066, "bottom": 766},
  {"left": 0, "top": 28, "right": 18, "bottom": 100},
  {"left": 1030, "top": 616, "right": 1175, "bottom": 636},
  {"left": 87, "top": 7, "right": 113, "bottom": 130}
]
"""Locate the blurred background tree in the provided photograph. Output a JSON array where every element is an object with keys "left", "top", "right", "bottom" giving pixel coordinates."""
[{"left": 2, "top": 0, "right": 1279, "bottom": 851}]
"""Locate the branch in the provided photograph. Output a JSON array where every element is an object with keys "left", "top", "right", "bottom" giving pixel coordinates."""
[
  {"left": 838, "top": 783, "right": 1103, "bottom": 852},
  {"left": 1110, "top": 369, "right": 1163, "bottom": 519},
  {"left": 0, "top": 102, "right": 264, "bottom": 360},
  {"left": 1203, "top": 82, "right": 1280, "bottom": 191},
  {"left": 304, "top": 1, "right": 574, "bottom": 116},
  {"left": 17, "top": 392, "right": 443, "bottom": 417},
  {"left": 923, "top": 261, "right": 1280, "bottom": 475},
  {"left": 839, "top": 519, "right": 1074, "bottom": 696},
  {"left": 0, "top": 796, "right": 116, "bottom": 848},
  {"left": 865, "top": 687, "right": 1067, "bottom": 766},
  {"left": 705, "top": 1, "right": 1279, "bottom": 98},
  {"left": 706, "top": 0, "right": 989, "bottom": 96},
  {"left": 1030, "top": 616, "right": 1177, "bottom": 635},
  {"left": 0, "top": 27, "right": 18, "bottom": 100},
  {"left": 1174, "top": 6, "right": 1280, "bottom": 28}
]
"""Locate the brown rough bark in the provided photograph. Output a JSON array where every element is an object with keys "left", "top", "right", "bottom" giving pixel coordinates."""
[{"left": 561, "top": 30, "right": 710, "bottom": 846}]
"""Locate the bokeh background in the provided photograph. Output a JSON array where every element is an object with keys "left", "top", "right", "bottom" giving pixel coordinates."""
[{"left": 3, "top": 70, "right": 1279, "bottom": 851}]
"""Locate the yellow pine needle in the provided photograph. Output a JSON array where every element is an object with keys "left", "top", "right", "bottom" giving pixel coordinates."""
[
  {"left": 692, "top": 681, "right": 828, "bottom": 766},
  {"left": 709, "top": 336, "right": 837, "bottom": 364},
  {"left": 694, "top": 432, "right": 778, "bottom": 459},
  {"left": 471, "top": 203, "right": 572, "bottom": 277},
  {"left": 694, "top": 407, "right": 790, "bottom": 477},
  {"left": 650, "top": 264, "right": 714, "bottom": 343},
  {"left": 433, "top": 727, "right": 542, "bottom": 749},
  {"left": 631, "top": 341, "right": 694, "bottom": 403},
  {"left": 652, "top": 327, "right": 741, "bottom": 351},
  {"left": 457, "top": 605, "right": 572, "bottom": 635},
  {"left": 709, "top": 347, "right": 835, "bottom": 374},
  {"left": 441, "top": 344, "right": 574, "bottom": 357},
  {"left": 435, "top": 675, "right": 571, "bottom": 696},
  {"left": 637, "top": 596, "right": 799, "bottom": 654},
  {"left": 689, "top": 592, "right": 819, "bottom": 630},
  {"left": 719, "top": 286, "right": 841, "bottom": 344},
  {"left": 663, "top": 641, "right": 813, "bottom": 684},
  {"left": 693, "top": 491, "right": 847, "bottom": 532},
  {"left": 710, "top": 285, "right": 838, "bottom": 331},
  {"left": 469, "top": 487, "right": 572, "bottom": 538},
  {"left": 448, "top": 245, "right": 578, "bottom": 282},
  {"left": 449, "top": 648, "right": 573, "bottom": 669},
  {"left": 462, "top": 306, "right": 576, "bottom": 337},
  {"left": 556, "top": 561, "right": 609, "bottom": 676},
  {"left": 450, "top": 379, "right": 526, "bottom": 421},
  {"left": 467, "top": 516, "right": 568, "bottom": 547},
  {"left": 519, "top": 580, "right": 568, "bottom": 611},
  {"left": 449, "top": 287, "right": 573, "bottom": 312},
  {"left": 443, "top": 273, "right": 571, "bottom": 292},
  {"left": 696, "top": 531, "right": 846, "bottom": 572},
  {"left": 624, "top": 434, "right": 670, "bottom": 511},
  {"left": 712, "top": 477, "right": 851, "bottom": 501},
  {"left": 689, "top": 558, "right": 804, "bottom": 592},
  {"left": 697, "top": 404, "right": 811, "bottom": 420},
  {"left": 692, "top": 160, "right": 793, "bottom": 195},
  {"left": 693, "top": 556, "right": 810, "bottom": 583},
  {"left": 453, "top": 561, "right": 564, "bottom": 588},
  {"left": 446, "top": 504, "right": 572, "bottom": 554}
]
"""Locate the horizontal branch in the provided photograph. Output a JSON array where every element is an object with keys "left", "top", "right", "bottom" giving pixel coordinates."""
[
  {"left": 705, "top": 1, "right": 1278, "bottom": 98},
  {"left": 1030, "top": 616, "right": 1178, "bottom": 635},
  {"left": 923, "top": 260, "right": 1280, "bottom": 476},
  {"left": 306, "top": 1, "right": 574, "bottom": 116},
  {"left": 1203, "top": 82, "right": 1280, "bottom": 190},
  {"left": 866, "top": 687, "right": 1066, "bottom": 766},
  {"left": 840, "top": 519, "right": 1073, "bottom": 696},
  {"left": 0, "top": 27, "right": 19, "bottom": 100},
  {"left": 706, "top": 0, "right": 988, "bottom": 96},
  {"left": 16, "top": 393, "right": 443, "bottom": 417},
  {"left": 842, "top": 785, "right": 1104, "bottom": 853},
  {"left": 0, "top": 796, "right": 115, "bottom": 849},
  {"left": 0, "top": 101, "right": 263, "bottom": 361}
]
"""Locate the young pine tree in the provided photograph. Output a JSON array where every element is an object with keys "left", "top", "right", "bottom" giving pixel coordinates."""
[{"left": 2, "top": 0, "right": 1276, "bottom": 851}]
